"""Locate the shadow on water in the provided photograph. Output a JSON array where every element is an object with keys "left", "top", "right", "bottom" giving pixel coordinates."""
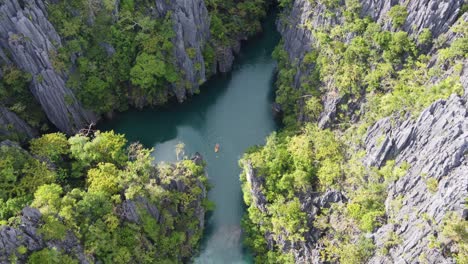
[{"left": 100, "top": 8, "right": 280, "bottom": 264}]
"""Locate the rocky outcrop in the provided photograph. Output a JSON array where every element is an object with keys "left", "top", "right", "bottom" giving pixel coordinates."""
[
  {"left": 278, "top": 0, "right": 343, "bottom": 126},
  {"left": 361, "top": 0, "right": 465, "bottom": 38},
  {"left": 244, "top": 161, "right": 268, "bottom": 213},
  {"left": 280, "top": 0, "right": 466, "bottom": 73},
  {"left": 278, "top": 0, "right": 337, "bottom": 87},
  {"left": 267, "top": 1, "right": 468, "bottom": 262},
  {"left": 154, "top": 0, "right": 250, "bottom": 101},
  {"left": 0, "top": 106, "right": 37, "bottom": 139},
  {"left": 118, "top": 156, "right": 207, "bottom": 235},
  {"left": 0, "top": 0, "right": 96, "bottom": 134},
  {"left": 243, "top": 160, "right": 346, "bottom": 263},
  {"left": 155, "top": 0, "right": 211, "bottom": 101},
  {"left": 251, "top": 90, "right": 467, "bottom": 263},
  {"left": 0, "top": 0, "right": 251, "bottom": 134},
  {"left": 278, "top": 0, "right": 466, "bottom": 127},
  {"left": 363, "top": 94, "right": 467, "bottom": 263},
  {"left": 0, "top": 207, "right": 90, "bottom": 264}
]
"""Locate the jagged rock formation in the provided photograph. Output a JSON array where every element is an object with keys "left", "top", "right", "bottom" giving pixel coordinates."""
[
  {"left": 278, "top": 0, "right": 342, "bottom": 125},
  {"left": 361, "top": 0, "right": 464, "bottom": 38},
  {"left": 0, "top": 0, "right": 96, "bottom": 134},
  {"left": 216, "top": 41, "right": 242, "bottom": 73},
  {"left": 243, "top": 161, "right": 347, "bottom": 263},
  {"left": 0, "top": 106, "right": 37, "bottom": 139},
  {"left": 242, "top": 0, "right": 467, "bottom": 263},
  {"left": 155, "top": 0, "right": 249, "bottom": 97},
  {"left": 278, "top": 0, "right": 466, "bottom": 127},
  {"left": 0, "top": 207, "right": 90, "bottom": 264},
  {"left": 155, "top": 0, "right": 211, "bottom": 101},
  {"left": 0, "top": 0, "right": 252, "bottom": 134},
  {"left": 364, "top": 93, "right": 467, "bottom": 263}
]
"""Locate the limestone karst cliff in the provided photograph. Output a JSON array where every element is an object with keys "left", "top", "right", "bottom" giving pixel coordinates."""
[
  {"left": 241, "top": 0, "right": 467, "bottom": 263},
  {"left": 0, "top": 0, "right": 270, "bottom": 136},
  {"left": 0, "top": 0, "right": 96, "bottom": 134}
]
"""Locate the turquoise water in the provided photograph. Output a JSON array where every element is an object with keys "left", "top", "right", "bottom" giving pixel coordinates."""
[{"left": 101, "top": 13, "right": 279, "bottom": 263}]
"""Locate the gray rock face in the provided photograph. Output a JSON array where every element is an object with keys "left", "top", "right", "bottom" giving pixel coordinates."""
[
  {"left": 278, "top": 1, "right": 337, "bottom": 65},
  {"left": 0, "top": 0, "right": 247, "bottom": 134},
  {"left": 244, "top": 161, "right": 268, "bottom": 213},
  {"left": 243, "top": 159, "right": 346, "bottom": 263},
  {"left": 153, "top": 0, "right": 247, "bottom": 99},
  {"left": 360, "top": 0, "right": 464, "bottom": 38},
  {"left": 0, "top": 207, "right": 90, "bottom": 264},
  {"left": 257, "top": 92, "right": 467, "bottom": 263},
  {"left": 155, "top": 0, "right": 211, "bottom": 101},
  {"left": 278, "top": 0, "right": 465, "bottom": 127},
  {"left": 216, "top": 40, "right": 243, "bottom": 73},
  {"left": 0, "top": 106, "right": 37, "bottom": 139},
  {"left": 272, "top": 1, "right": 467, "bottom": 262},
  {"left": 0, "top": 0, "right": 96, "bottom": 134},
  {"left": 288, "top": 190, "right": 346, "bottom": 264},
  {"left": 278, "top": 0, "right": 342, "bottom": 126},
  {"left": 364, "top": 94, "right": 468, "bottom": 264}
]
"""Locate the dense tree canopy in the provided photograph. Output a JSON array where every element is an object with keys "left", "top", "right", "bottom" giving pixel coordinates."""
[{"left": 0, "top": 131, "right": 209, "bottom": 263}]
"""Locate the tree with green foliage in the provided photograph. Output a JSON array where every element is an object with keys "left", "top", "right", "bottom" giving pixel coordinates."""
[
  {"left": 388, "top": 5, "right": 408, "bottom": 28},
  {"left": 1, "top": 131, "right": 210, "bottom": 263},
  {"left": 30, "top": 133, "right": 69, "bottom": 163}
]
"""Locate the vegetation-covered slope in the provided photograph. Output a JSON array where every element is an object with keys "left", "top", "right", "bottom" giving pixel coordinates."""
[
  {"left": 0, "top": 132, "right": 209, "bottom": 263},
  {"left": 0, "top": 0, "right": 273, "bottom": 136},
  {"left": 241, "top": 0, "right": 467, "bottom": 263}
]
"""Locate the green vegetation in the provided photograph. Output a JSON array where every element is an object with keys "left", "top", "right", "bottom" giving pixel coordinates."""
[
  {"left": 2, "top": 0, "right": 273, "bottom": 140},
  {"left": 242, "top": 1, "right": 467, "bottom": 262},
  {"left": 388, "top": 5, "right": 408, "bottom": 28},
  {"left": 1, "top": 131, "right": 209, "bottom": 263},
  {"left": 0, "top": 143, "right": 56, "bottom": 222},
  {"left": 240, "top": 125, "right": 345, "bottom": 262},
  {"left": 0, "top": 65, "right": 47, "bottom": 140},
  {"left": 46, "top": 0, "right": 180, "bottom": 113},
  {"left": 206, "top": 0, "right": 271, "bottom": 44},
  {"left": 440, "top": 212, "right": 468, "bottom": 263},
  {"left": 426, "top": 178, "right": 439, "bottom": 193},
  {"left": 27, "top": 248, "right": 78, "bottom": 264},
  {"left": 39, "top": 0, "right": 273, "bottom": 115}
]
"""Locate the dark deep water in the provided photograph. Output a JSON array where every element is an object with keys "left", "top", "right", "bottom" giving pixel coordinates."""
[{"left": 101, "top": 12, "right": 280, "bottom": 263}]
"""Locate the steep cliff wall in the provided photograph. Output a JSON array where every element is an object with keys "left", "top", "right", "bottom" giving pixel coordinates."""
[
  {"left": 0, "top": 0, "right": 96, "bottom": 134},
  {"left": 364, "top": 94, "right": 467, "bottom": 263},
  {"left": 0, "top": 0, "right": 267, "bottom": 135},
  {"left": 278, "top": 0, "right": 466, "bottom": 127},
  {"left": 242, "top": 1, "right": 467, "bottom": 263},
  {"left": 155, "top": 0, "right": 211, "bottom": 101},
  {"left": 361, "top": 0, "right": 464, "bottom": 37},
  {"left": 0, "top": 106, "right": 37, "bottom": 140}
]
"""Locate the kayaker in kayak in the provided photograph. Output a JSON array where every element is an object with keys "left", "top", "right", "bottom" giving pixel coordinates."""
[{"left": 214, "top": 143, "right": 220, "bottom": 153}]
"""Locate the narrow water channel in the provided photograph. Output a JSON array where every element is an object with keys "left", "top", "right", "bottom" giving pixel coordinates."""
[{"left": 101, "top": 12, "right": 280, "bottom": 263}]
